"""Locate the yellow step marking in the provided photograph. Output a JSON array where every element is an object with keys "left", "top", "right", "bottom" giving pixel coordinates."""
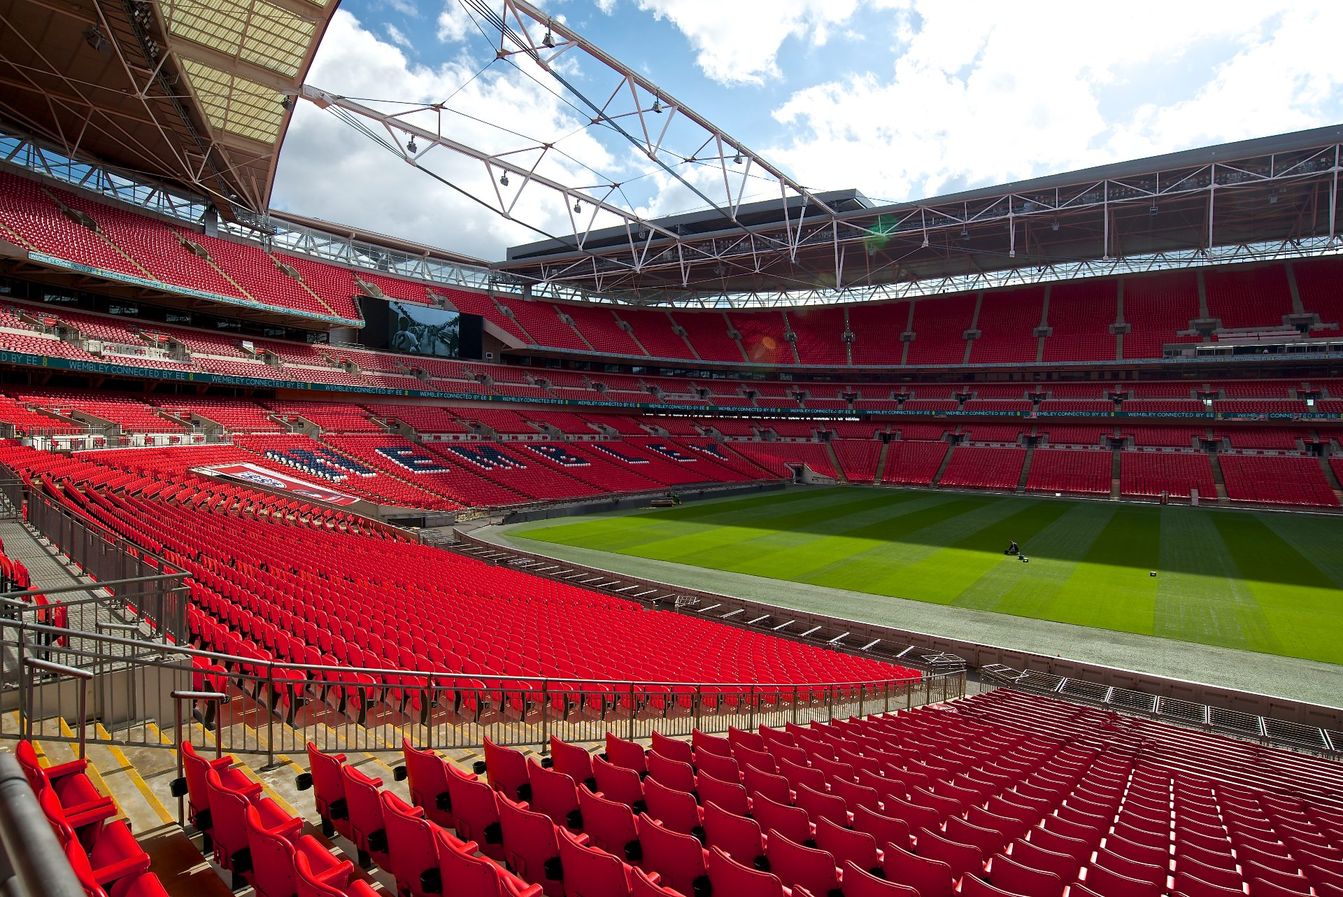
[
  {"left": 93, "top": 722, "right": 173, "bottom": 826},
  {"left": 54, "top": 718, "right": 127, "bottom": 824}
]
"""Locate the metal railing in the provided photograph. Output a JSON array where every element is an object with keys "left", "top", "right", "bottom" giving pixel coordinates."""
[{"left": 1, "top": 618, "right": 964, "bottom": 764}]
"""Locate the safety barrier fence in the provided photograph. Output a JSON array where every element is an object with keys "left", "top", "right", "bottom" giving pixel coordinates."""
[
  {"left": 0, "top": 616, "right": 964, "bottom": 764},
  {"left": 0, "top": 753, "right": 85, "bottom": 897}
]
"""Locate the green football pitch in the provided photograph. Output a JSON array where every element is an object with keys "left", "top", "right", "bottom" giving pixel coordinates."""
[{"left": 518, "top": 487, "right": 1343, "bottom": 666}]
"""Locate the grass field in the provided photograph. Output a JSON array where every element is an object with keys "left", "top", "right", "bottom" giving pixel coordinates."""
[{"left": 519, "top": 487, "right": 1343, "bottom": 666}]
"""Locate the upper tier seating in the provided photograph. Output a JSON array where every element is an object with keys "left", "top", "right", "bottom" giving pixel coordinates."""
[
  {"left": 787, "top": 306, "right": 849, "bottom": 365},
  {"left": 907, "top": 295, "right": 976, "bottom": 365},
  {"left": 620, "top": 308, "right": 697, "bottom": 360},
  {"left": 729, "top": 311, "right": 794, "bottom": 365},
  {"left": 1204, "top": 263, "right": 1294, "bottom": 330},
  {"left": 970, "top": 287, "right": 1044, "bottom": 364},
  {"left": 673, "top": 311, "right": 744, "bottom": 362},
  {"left": 1293, "top": 255, "right": 1343, "bottom": 327},
  {"left": 1043, "top": 280, "right": 1118, "bottom": 362},
  {"left": 848, "top": 301, "right": 909, "bottom": 365},
  {"left": 1122, "top": 271, "right": 1203, "bottom": 359}
]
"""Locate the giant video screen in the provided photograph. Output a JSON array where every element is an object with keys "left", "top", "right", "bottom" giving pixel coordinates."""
[{"left": 388, "top": 301, "right": 461, "bottom": 357}]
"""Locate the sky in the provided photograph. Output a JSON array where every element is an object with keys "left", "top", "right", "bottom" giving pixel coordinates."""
[{"left": 271, "top": 1, "right": 1343, "bottom": 263}]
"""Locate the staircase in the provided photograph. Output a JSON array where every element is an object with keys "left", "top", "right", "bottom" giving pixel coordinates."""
[
  {"left": 1110, "top": 450, "right": 1121, "bottom": 500},
  {"left": 1016, "top": 445, "right": 1035, "bottom": 493},
  {"left": 1319, "top": 455, "right": 1343, "bottom": 506},
  {"left": 665, "top": 312, "right": 702, "bottom": 360},
  {"left": 1208, "top": 452, "right": 1230, "bottom": 506},
  {"left": 873, "top": 440, "right": 892, "bottom": 484},
  {"left": 823, "top": 442, "right": 848, "bottom": 484},
  {"left": 932, "top": 443, "right": 956, "bottom": 486}
]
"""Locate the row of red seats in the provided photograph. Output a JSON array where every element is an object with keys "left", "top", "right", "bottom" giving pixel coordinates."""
[{"left": 16, "top": 741, "right": 165, "bottom": 897}]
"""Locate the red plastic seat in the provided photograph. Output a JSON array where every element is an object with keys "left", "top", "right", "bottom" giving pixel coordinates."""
[
  {"left": 182, "top": 741, "right": 257, "bottom": 838},
  {"left": 766, "top": 829, "right": 839, "bottom": 896},
  {"left": 637, "top": 813, "right": 709, "bottom": 897},
  {"left": 744, "top": 765, "right": 792, "bottom": 805},
  {"left": 341, "top": 764, "right": 390, "bottom": 869},
  {"left": 401, "top": 738, "right": 455, "bottom": 827},
  {"left": 961, "top": 874, "right": 1029, "bottom": 897},
  {"left": 306, "top": 743, "right": 353, "bottom": 839},
  {"left": 696, "top": 772, "right": 750, "bottom": 817},
  {"left": 1171, "top": 871, "right": 1250, "bottom": 897},
  {"left": 851, "top": 805, "right": 911, "bottom": 853},
  {"left": 594, "top": 756, "right": 645, "bottom": 810},
  {"left": 551, "top": 738, "right": 596, "bottom": 790},
  {"left": 446, "top": 768, "right": 505, "bottom": 860},
  {"left": 988, "top": 852, "right": 1064, "bottom": 897},
  {"left": 17, "top": 740, "right": 114, "bottom": 824},
  {"left": 751, "top": 791, "right": 810, "bottom": 846},
  {"left": 708, "top": 846, "right": 785, "bottom": 897},
  {"left": 883, "top": 843, "right": 953, "bottom": 897},
  {"left": 498, "top": 795, "right": 565, "bottom": 897},
  {"left": 579, "top": 786, "right": 640, "bottom": 857},
  {"left": 946, "top": 816, "right": 1007, "bottom": 858},
  {"left": 841, "top": 860, "right": 919, "bottom": 897},
  {"left": 434, "top": 827, "right": 543, "bottom": 897},
  {"left": 815, "top": 816, "right": 879, "bottom": 874},
  {"left": 795, "top": 782, "right": 850, "bottom": 829},
  {"left": 558, "top": 826, "right": 639, "bottom": 897},
  {"left": 703, "top": 801, "right": 765, "bottom": 866},
  {"left": 485, "top": 738, "right": 532, "bottom": 803},
  {"left": 206, "top": 769, "right": 290, "bottom": 874},
  {"left": 247, "top": 804, "right": 350, "bottom": 897},
  {"left": 1083, "top": 861, "right": 1164, "bottom": 897},
  {"left": 295, "top": 853, "right": 386, "bottom": 897},
  {"left": 642, "top": 776, "right": 702, "bottom": 836},
  {"left": 694, "top": 751, "right": 740, "bottom": 783},
  {"left": 631, "top": 866, "right": 681, "bottom": 897},
  {"left": 650, "top": 733, "right": 694, "bottom": 766},
  {"left": 107, "top": 873, "right": 170, "bottom": 897},
  {"left": 529, "top": 760, "right": 582, "bottom": 830},
  {"left": 647, "top": 752, "right": 696, "bottom": 794},
  {"left": 606, "top": 734, "right": 648, "bottom": 775},
  {"left": 916, "top": 827, "right": 984, "bottom": 881},
  {"left": 380, "top": 791, "right": 440, "bottom": 897}
]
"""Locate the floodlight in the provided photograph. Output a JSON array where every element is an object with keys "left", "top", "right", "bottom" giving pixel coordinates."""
[
  {"left": 406, "top": 138, "right": 418, "bottom": 154},
  {"left": 652, "top": 98, "right": 663, "bottom": 114},
  {"left": 542, "top": 28, "right": 555, "bottom": 48},
  {"left": 574, "top": 201, "right": 582, "bottom": 213},
  {"left": 500, "top": 173, "right": 509, "bottom": 187},
  {"left": 733, "top": 153, "right": 743, "bottom": 165}
]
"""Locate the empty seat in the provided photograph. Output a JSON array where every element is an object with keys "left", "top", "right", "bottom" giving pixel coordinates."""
[{"left": 636, "top": 813, "right": 709, "bottom": 897}]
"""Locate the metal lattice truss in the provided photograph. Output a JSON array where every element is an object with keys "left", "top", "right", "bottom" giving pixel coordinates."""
[
  {"left": 298, "top": 0, "right": 841, "bottom": 280},
  {"left": 0, "top": 0, "right": 336, "bottom": 214}
]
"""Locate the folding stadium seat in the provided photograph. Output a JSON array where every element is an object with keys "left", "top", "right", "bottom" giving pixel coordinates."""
[
  {"left": 831, "top": 778, "right": 882, "bottom": 814},
  {"left": 552, "top": 738, "right": 597, "bottom": 790},
  {"left": 765, "top": 829, "right": 839, "bottom": 895},
  {"left": 647, "top": 752, "right": 697, "bottom": 794},
  {"left": 917, "top": 827, "right": 984, "bottom": 881},
  {"left": 812, "top": 817, "right": 879, "bottom": 875},
  {"left": 851, "top": 805, "right": 911, "bottom": 853},
  {"left": 593, "top": 756, "right": 645, "bottom": 810},
  {"left": 987, "top": 852, "right": 1065, "bottom": 897},
  {"left": 446, "top": 768, "right": 505, "bottom": 860},
  {"left": 1082, "top": 861, "right": 1164, "bottom": 897},
  {"left": 708, "top": 846, "right": 786, "bottom": 897},
  {"left": 579, "top": 786, "right": 640, "bottom": 858},
  {"left": 631, "top": 866, "right": 682, "bottom": 897},
  {"left": 697, "top": 772, "right": 750, "bottom": 817},
  {"left": 651, "top": 732, "right": 694, "bottom": 766},
  {"left": 1243, "top": 867, "right": 1314, "bottom": 896},
  {"left": 178, "top": 741, "right": 258, "bottom": 843},
  {"left": 301, "top": 743, "right": 354, "bottom": 838},
  {"left": 528, "top": 760, "right": 582, "bottom": 830},
  {"left": 496, "top": 795, "right": 566, "bottom": 897},
  {"left": 1008, "top": 837, "right": 1079, "bottom": 885},
  {"left": 206, "top": 769, "right": 290, "bottom": 876},
  {"left": 1171, "top": 871, "right": 1250, "bottom": 897},
  {"left": 434, "top": 828, "right": 543, "bottom": 897},
  {"left": 693, "top": 730, "right": 731, "bottom": 757},
  {"left": 636, "top": 814, "right": 709, "bottom": 896},
  {"left": 380, "top": 791, "right": 442, "bottom": 897},
  {"left": 296, "top": 853, "right": 383, "bottom": 897},
  {"left": 341, "top": 764, "right": 390, "bottom": 869},
  {"left": 246, "top": 804, "right": 351, "bottom": 897},
  {"left": 883, "top": 843, "right": 954, "bottom": 897},
  {"left": 744, "top": 766, "right": 792, "bottom": 805},
  {"left": 778, "top": 758, "right": 828, "bottom": 794},
  {"left": 558, "top": 826, "right": 640, "bottom": 897},
  {"left": 796, "top": 782, "right": 850, "bottom": 829},
  {"left": 750, "top": 791, "right": 811, "bottom": 845},
  {"left": 485, "top": 737, "right": 533, "bottom": 803},
  {"left": 642, "top": 776, "right": 702, "bottom": 836},
  {"left": 20, "top": 742, "right": 117, "bottom": 832},
  {"left": 607, "top": 734, "right": 649, "bottom": 774},
  {"left": 703, "top": 801, "right": 765, "bottom": 866},
  {"left": 694, "top": 751, "right": 740, "bottom": 783},
  {"left": 842, "top": 860, "right": 920, "bottom": 897},
  {"left": 57, "top": 814, "right": 152, "bottom": 897},
  {"left": 945, "top": 815, "right": 1007, "bottom": 858},
  {"left": 736, "top": 744, "right": 778, "bottom": 776}
]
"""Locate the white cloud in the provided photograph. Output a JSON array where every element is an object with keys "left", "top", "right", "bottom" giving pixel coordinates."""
[
  {"left": 634, "top": 0, "right": 864, "bottom": 85},
  {"left": 766, "top": 1, "right": 1343, "bottom": 203},
  {"left": 273, "top": 10, "right": 620, "bottom": 260},
  {"left": 436, "top": 3, "right": 474, "bottom": 43},
  {"left": 384, "top": 23, "right": 413, "bottom": 51},
  {"left": 594, "top": 0, "right": 616, "bottom": 13}
]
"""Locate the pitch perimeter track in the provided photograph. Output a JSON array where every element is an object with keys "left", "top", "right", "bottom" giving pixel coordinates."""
[{"left": 481, "top": 488, "right": 1343, "bottom": 710}]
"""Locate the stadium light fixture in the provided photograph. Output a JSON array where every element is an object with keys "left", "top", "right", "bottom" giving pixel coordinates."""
[
  {"left": 542, "top": 26, "right": 555, "bottom": 48},
  {"left": 574, "top": 201, "right": 583, "bottom": 213},
  {"left": 83, "top": 26, "right": 108, "bottom": 53},
  {"left": 652, "top": 98, "right": 663, "bottom": 114},
  {"left": 407, "top": 138, "right": 418, "bottom": 154},
  {"left": 734, "top": 153, "right": 743, "bottom": 165},
  {"left": 500, "top": 173, "right": 509, "bottom": 187},
  {"left": 1149, "top": 201, "right": 1158, "bottom": 215}
]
